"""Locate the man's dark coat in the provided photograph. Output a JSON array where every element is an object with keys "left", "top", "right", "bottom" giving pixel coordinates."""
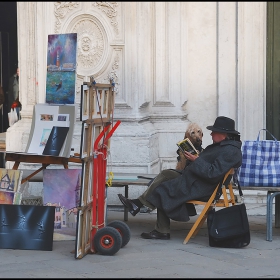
[{"left": 146, "top": 139, "right": 242, "bottom": 222}]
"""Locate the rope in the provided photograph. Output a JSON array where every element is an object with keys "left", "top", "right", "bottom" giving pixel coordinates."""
[
  {"left": 92, "top": 222, "right": 105, "bottom": 229},
  {"left": 106, "top": 171, "right": 114, "bottom": 187},
  {"left": 106, "top": 147, "right": 114, "bottom": 187},
  {"left": 93, "top": 80, "right": 106, "bottom": 147}
]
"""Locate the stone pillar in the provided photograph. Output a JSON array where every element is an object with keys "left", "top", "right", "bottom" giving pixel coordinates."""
[
  {"left": 5, "top": 2, "right": 48, "bottom": 168},
  {"left": 237, "top": 2, "right": 266, "bottom": 139}
]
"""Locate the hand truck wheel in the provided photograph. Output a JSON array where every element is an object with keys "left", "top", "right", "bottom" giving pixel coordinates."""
[
  {"left": 93, "top": 226, "right": 122, "bottom": 255},
  {"left": 107, "top": 220, "right": 131, "bottom": 248}
]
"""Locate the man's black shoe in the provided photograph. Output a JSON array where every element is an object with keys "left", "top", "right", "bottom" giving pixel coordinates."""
[
  {"left": 141, "top": 230, "right": 170, "bottom": 240},
  {"left": 117, "top": 194, "right": 140, "bottom": 216}
]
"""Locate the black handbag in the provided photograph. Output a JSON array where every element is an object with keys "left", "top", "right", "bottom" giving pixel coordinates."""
[{"left": 207, "top": 178, "right": 250, "bottom": 248}]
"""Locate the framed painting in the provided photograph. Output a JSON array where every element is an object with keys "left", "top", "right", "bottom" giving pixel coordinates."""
[
  {"left": 43, "top": 169, "right": 82, "bottom": 240},
  {"left": 80, "top": 84, "right": 89, "bottom": 121},
  {"left": 74, "top": 158, "right": 94, "bottom": 259},
  {"left": 75, "top": 206, "right": 92, "bottom": 259},
  {"left": 0, "top": 204, "right": 55, "bottom": 251},
  {"left": 0, "top": 190, "right": 14, "bottom": 204},
  {"left": 80, "top": 82, "right": 115, "bottom": 121},
  {"left": 79, "top": 160, "right": 93, "bottom": 206},
  {"left": 0, "top": 168, "right": 23, "bottom": 192},
  {"left": 80, "top": 121, "right": 89, "bottom": 159},
  {"left": 46, "top": 33, "right": 77, "bottom": 105},
  {"left": 79, "top": 121, "right": 98, "bottom": 159},
  {"left": 91, "top": 87, "right": 111, "bottom": 120}
]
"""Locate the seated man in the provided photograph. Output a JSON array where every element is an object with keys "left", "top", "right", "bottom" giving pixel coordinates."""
[{"left": 118, "top": 116, "right": 242, "bottom": 240}]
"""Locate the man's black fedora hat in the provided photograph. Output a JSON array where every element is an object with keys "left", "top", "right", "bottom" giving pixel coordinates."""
[{"left": 206, "top": 116, "right": 240, "bottom": 135}]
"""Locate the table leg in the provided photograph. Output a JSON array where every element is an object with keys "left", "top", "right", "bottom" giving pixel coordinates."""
[
  {"left": 124, "top": 185, "right": 128, "bottom": 222},
  {"left": 12, "top": 161, "right": 20, "bottom": 170},
  {"left": 266, "top": 192, "right": 273, "bottom": 241},
  {"left": 266, "top": 191, "right": 280, "bottom": 241},
  {"left": 275, "top": 195, "right": 280, "bottom": 227}
]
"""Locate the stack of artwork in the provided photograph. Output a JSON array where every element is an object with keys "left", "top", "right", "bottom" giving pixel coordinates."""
[
  {"left": 0, "top": 168, "right": 23, "bottom": 205},
  {"left": 25, "top": 103, "right": 76, "bottom": 157},
  {"left": 75, "top": 77, "right": 116, "bottom": 259},
  {"left": 0, "top": 33, "right": 79, "bottom": 251},
  {"left": 0, "top": 169, "right": 56, "bottom": 251}
]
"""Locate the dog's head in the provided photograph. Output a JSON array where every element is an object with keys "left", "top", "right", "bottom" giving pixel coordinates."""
[{"left": 184, "top": 123, "right": 203, "bottom": 148}]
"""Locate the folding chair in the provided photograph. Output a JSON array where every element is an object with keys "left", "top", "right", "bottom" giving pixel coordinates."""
[{"left": 183, "top": 168, "right": 235, "bottom": 244}]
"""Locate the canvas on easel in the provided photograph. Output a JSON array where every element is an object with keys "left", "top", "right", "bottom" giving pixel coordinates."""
[{"left": 46, "top": 33, "right": 77, "bottom": 105}]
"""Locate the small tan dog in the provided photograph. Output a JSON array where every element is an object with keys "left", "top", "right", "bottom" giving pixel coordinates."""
[{"left": 175, "top": 123, "right": 203, "bottom": 170}]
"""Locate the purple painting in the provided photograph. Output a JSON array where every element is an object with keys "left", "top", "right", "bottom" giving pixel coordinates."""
[
  {"left": 43, "top": 169, "right": 82, "bottom": 238},
  {"left": 43, "top": 169, "right": 81, "bottom": 209}
]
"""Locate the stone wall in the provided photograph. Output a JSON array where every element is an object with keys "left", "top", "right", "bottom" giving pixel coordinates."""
[{"left": 6, "top": 2, "right": 267, "bottom": 205}]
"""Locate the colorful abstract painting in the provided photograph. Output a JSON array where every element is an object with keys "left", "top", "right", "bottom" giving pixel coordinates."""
[
  {"left": 43, "top": 169, "right": 82, "bottom": 240},
  {"left": 46, "top": 33, "right": 77, "bottom": 104}
]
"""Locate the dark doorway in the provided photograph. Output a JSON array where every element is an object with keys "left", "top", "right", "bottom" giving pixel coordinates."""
[{"left": 0, "top": 2, "right": 17, "bottom": 133}]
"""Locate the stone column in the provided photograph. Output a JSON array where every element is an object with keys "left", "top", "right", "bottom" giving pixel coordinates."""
[{"left": 237, "top": 2, "right": 266, "bottom": 138}]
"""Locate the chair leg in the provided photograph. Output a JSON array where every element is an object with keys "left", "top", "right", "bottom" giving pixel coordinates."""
[
  {"left": 183, "top": 168, "right": 234, "bottom": 244},
  {"left": 183, "top": 207, "right": 212, "bottom": 244},
  {"left": 222, "top": 187, "right": 229, "bottom": 207},
  {"left": 228, "top": 184, "right": 235, "bottom": 205},
  {"left": 192, "top": 214, "right": 208, "bottom": 237}
]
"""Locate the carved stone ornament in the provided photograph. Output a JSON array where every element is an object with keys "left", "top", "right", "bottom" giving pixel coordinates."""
[
  {"left": 92, "top": 2, "right": 119, "bottom": 34},
  {"left": 105, "top": 53, "right": 119, "bottom": 94},
  {"left": 73, "top": 19, "right": 106, "bottom": 71},
  {"left": 54, "top": 2, "right": 80, "bottom": 33}
]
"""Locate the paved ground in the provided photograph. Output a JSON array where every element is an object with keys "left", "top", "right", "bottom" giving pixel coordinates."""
[{"left": 1, "top": 204, "right": 280, "bottom": 278}]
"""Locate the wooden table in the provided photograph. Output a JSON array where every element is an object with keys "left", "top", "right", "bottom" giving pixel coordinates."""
[
  {"left": 108, "top": 173, "right": 157, "bottom": 221},
  {"left": 5, "top": 152, "right": 82, "bottom": 184}
]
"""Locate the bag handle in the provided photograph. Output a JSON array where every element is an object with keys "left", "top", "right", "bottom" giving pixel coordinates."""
[
  {"left": 257, "top": 129, "right": 277, "bottom": 142},
  {"left": 235, "top": 177, "right": 244, "bottom": 203},
  {"left": 214, "top": 171, "right": 244, "bottom": 204}
]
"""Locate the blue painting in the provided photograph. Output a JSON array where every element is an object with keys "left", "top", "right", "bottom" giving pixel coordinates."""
[{"left": 46, "top": 33, "right": 77, "bottom": 104}]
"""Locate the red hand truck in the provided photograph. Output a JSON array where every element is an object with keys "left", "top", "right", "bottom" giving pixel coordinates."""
[{"left": 90, "top": 120, "right": 131, "bottom": 255}]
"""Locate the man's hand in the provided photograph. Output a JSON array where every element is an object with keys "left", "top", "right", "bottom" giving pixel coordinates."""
[{"left": 184, "top": 151, "right": 198, "bottom": 162}]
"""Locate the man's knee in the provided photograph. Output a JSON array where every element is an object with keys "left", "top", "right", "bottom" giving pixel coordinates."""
[{"left": 161, "top": 169, "right": 181, "bottom": 180}]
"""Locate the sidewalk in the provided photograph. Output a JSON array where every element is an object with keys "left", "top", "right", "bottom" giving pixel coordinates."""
[{"left": 0, "top": 205, "right": 280, "bottom": 278}]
